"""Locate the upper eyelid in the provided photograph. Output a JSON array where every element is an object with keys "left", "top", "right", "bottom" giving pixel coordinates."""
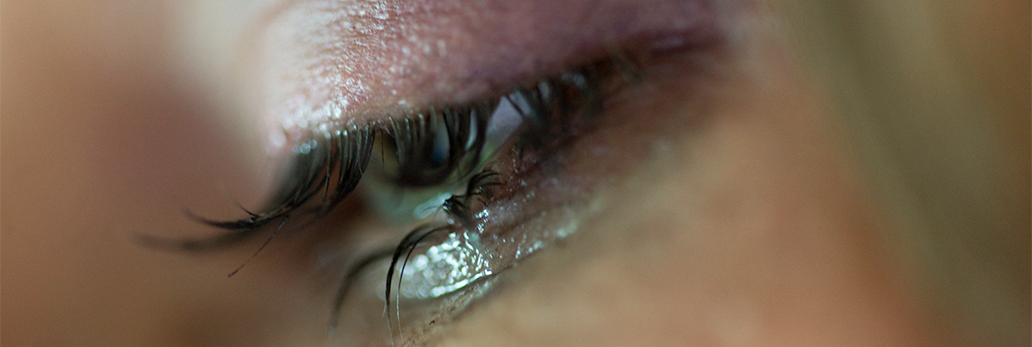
[{"left": 254, "top": 0, "right": 717, "bottom": 150}]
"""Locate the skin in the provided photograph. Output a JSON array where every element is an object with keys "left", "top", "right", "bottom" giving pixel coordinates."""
[{"left": 2, "top": 0, "right": 1026, "bottom": 346}]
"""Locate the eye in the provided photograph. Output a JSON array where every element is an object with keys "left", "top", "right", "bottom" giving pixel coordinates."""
[
  {"left": 329, "top": 63, "right": 620, "bottom": 341},
  {"left": 144, "top": 1, "right": 725, "bottom": 345}
]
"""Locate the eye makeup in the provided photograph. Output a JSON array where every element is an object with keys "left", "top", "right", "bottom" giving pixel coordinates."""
[{"left": 164, "top": 0, "right": 724, "bottom": 344}]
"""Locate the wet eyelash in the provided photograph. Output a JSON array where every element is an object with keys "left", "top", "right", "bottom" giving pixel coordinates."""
[
  {"left": 330, "top": 65, "right": 627, "bottom": 338},
  {"left": 383, "top": 168, "right": 506, "bottom": 342},
  {"left": 324, "top": 168, "right": 502, "bottom": 332},
  {"left": 442, "top": 170, "right": 502, "bottom": 228}
]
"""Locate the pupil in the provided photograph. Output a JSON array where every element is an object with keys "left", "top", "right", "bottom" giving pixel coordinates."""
[{"left": 430, "top": 123, "right": 450, "bottom": 167}]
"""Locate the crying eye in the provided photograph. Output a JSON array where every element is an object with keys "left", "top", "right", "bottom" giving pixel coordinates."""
[
  {"left": 152, "top": 0, "right": 725, "bottom": 345},
  {"left": 318, "top": 64, "right": 618, "bottom": 344}
]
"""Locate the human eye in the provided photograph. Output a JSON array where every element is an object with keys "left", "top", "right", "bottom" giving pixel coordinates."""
[{"left": 146, "top": 0, "right": 727, "bottom": 345}]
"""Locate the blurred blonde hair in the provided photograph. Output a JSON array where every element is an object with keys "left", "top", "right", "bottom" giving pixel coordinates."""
[{"left": 785, "top": 0, "right": 1030, "bottom": 345}]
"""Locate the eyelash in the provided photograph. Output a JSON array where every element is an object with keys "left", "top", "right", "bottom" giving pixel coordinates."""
[
  {"left": 143, "top": 52, "right": 637, "bottom": 340},
  {"left": 163, "top": 56, "right": 624, "bottom": 243}
]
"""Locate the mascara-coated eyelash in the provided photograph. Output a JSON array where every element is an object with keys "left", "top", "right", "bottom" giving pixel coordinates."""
[
  {"left": 146, "top": 58, "right": 624, "bottom": 255},
  {"left": 383, "top": 104, "right": 491, "bottom": 188}
]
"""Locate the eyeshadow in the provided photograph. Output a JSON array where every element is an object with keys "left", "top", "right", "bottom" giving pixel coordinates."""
[{"left": 253, "top": 0, "right": 718, "bottom": 152}]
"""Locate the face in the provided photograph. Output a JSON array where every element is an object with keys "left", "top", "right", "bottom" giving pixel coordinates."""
[{"left": 2, "top": 0, "right": 1025, "bottom": 346}]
